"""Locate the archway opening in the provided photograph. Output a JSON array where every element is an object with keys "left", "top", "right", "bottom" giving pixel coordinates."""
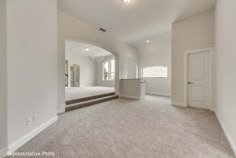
[{"left": 64, "top": 40, "right": 119, "bottom": 111}]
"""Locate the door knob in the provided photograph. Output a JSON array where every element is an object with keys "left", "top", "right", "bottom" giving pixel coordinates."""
[{"left": 188, "top": 82, "right": 192, "bottom": 84}]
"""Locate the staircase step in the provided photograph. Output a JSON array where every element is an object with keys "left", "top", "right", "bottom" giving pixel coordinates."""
[
  {"left": 66, "top": 92, "right": 116, "bottom": 105},
  {"left": 66, "top": 95, "right": 119, "bottom": 112}
]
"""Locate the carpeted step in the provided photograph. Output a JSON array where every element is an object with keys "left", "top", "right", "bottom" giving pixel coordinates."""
[
  {"left": 66, "top": 92, "right": 116, "bottom": 105},
  {"left": 66, "top": 94, "right": 119, "bottom": 112}
]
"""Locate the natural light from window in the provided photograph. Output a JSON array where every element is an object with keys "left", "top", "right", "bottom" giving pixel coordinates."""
[
  {"left": 142, "top": 66, "right": 168, "bottom": 78},
  {"left": 103, "top": 59, "right": 115, "bottom": 80}
]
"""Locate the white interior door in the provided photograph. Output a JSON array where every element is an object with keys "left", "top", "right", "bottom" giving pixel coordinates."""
[{"left": 187, "top": 51, "right": 211, "bottom": 109}]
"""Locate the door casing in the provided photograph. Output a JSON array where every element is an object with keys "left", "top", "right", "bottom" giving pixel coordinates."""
[{"left": 184, "top": 48, "right": 214, "bottom": 110}]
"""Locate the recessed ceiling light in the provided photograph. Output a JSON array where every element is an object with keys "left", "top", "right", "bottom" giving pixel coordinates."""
[
  {"left": 146, "top": 40, "right": 150, "bottom": 43},
  {"left": 122, "top": 0, "right": 132, "bottom": 4},
  {"left": 85, "top": 48, "right": 90, "bottom": 51}
]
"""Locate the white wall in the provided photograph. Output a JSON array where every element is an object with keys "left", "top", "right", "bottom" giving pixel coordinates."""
[
  {"left": 95, "top": 55, "right": 115, "bottom": 87},
  {"left": 0, "top": 0, "right": 7, "bottom": 153},
  {"left": 138, "top": 33, "right": 171, "bottom": 96},
  {"left": 6, "top": 0, "right": 58, "bottom": 149},
  {"left": 171, "top": 10, "right": 215, "bottom": 105},
  {"left": 58, "top": 10, "right": 138, "bottom": 113},
  {"left": 215, "top": 0, "right": 236, "bottom": 154},
  {"left": 66, "top": 50, "right": 96, "bottom": 87}
]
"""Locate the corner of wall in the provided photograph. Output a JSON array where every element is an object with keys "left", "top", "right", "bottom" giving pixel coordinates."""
[
  {"left": 58, "top": 104, "right": 65, "bottom": 114},
  {"left": 215, "top": 110, "right": 236, "bottom": 156}
]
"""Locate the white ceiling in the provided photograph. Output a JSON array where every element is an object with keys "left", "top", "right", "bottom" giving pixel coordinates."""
[
  {"left": 65, "top": 41, "right": 112, "bottom": 59},
  {"left": 59, "top": 0, "right": 216, "bottom": 46}
]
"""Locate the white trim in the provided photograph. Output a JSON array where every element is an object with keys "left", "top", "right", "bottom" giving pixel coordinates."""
[
  {"left": 0, "top": 147, "right": 7, "bottom": 158},
  {"left": 171, "top": 101, "right": 187, "bottom": 107},
  {"left": 7, "top": 116, "right": 58, "bottom": 155},
  {"left": 215, "top": 112, "right": 236, "bottom": 156},
  {"left": 119, "top": 95, "right": 140, "bottom": 100},
  {"left": 184, "top": 48, "right": 214, "bottom": 110},
  {"left": 146, "top": 91, "right": 171, "bottom": 97}
]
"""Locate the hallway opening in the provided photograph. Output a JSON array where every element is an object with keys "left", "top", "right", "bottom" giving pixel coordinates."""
[{"left": 64, "top": 40, "right": 118, "bottom": 111}]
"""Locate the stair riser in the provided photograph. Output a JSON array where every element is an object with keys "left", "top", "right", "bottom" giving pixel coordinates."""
[
  {"left": 66, "top": 92, "right": 116, "bottom": 105},
  {"left": 66, "top": 96, "right": 119, "bottom": 112}
]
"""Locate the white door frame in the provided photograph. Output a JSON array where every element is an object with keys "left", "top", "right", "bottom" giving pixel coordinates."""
[{"left": 184, "top": 48, "right": 214, "bottom": 110}]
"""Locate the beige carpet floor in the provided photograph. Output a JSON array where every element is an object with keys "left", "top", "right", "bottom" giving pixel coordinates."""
[
  {"left": 65, "top": 86, "right": 114, "bottom": 101},
  {"left": 10, "top": 96, "right": 235, "bottom": 158}
]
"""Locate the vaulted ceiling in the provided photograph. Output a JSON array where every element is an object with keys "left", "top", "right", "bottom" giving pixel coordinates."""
[
  {"left": 59, "top": 0, "right": 216, "bottom": 46},
  {"left": 65, "top": 41, "right": 112, "bottom": 59}
]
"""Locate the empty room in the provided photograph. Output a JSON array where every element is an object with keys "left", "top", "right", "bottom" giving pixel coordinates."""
[{"left": 0, "top": 0, "right": 236, "bottom": 158}]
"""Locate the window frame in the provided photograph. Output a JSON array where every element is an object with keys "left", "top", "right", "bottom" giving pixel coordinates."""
[
  {"left": 141, "top": 66, "right": 168, "bottom": 78},
  {"left": 102, "top": 58, "right": 115, "bottom": 81}
]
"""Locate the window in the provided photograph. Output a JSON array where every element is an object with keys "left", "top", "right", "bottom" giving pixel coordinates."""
[
  {"left": 103, "top": 59, "right": 115, "bottom": 80},
  {"left": 142, "top": 66, "right": 168, "bottom": 78}
]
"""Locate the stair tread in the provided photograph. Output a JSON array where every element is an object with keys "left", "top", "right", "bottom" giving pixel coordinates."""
[
  {"left": 66, "top": 92, "right": 116, "bottom": 105},
  {"left": 67, "top": 95, "right": 118, "bottom": 107},
  {"left": 66, "top": 95, "right": 118, "bottom": 110}
]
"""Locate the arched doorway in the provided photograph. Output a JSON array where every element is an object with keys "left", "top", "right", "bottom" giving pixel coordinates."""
[{"left": 64, "top": 40, "right": 119, "bottom": 111}]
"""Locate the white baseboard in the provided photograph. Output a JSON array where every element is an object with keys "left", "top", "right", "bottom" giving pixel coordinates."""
[
  {"left": 0, "top": 147, "right": 7, "bottom": 158},
  {"left": 7, "top": 116, "right": 58, "bottom": 155},
  {"left": 215, "top": 112, "right": 236, "bottom": 156},
  {"left": 171, "top": 101, "right": 187, "bottom": 107},
  {"left": 146, "top": 91, "right": 171, "bottom": 97},
  {"left": 119, "top": 95, "right": 140, "bottom": 100}
]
